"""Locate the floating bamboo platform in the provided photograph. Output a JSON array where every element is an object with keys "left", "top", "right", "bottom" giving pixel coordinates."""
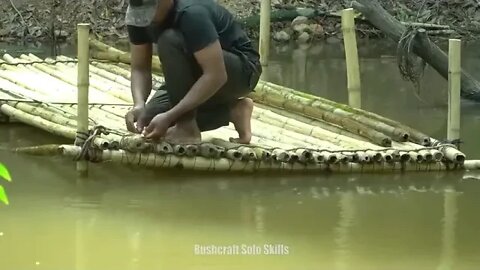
[{"left": 0, "top": 39, "right": 478, "bottom": 174}]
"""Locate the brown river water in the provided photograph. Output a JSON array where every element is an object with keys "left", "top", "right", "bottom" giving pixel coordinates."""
[{"left": 1, "top": 39, "right": 480, "bottom": 269}]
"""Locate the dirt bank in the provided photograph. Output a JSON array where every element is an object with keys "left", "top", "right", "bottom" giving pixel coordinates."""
[{"left": 1, "top": 0, "right": 479, "bottom": 44}]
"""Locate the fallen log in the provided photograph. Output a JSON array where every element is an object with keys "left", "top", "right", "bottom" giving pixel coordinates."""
[{"left": 352, "top": 0, "right": 480, "bottom": 102}]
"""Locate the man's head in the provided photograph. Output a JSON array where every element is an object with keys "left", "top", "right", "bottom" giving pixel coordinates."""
[{"left": 125, "top": 0, "right": 173, "bottom": 27}]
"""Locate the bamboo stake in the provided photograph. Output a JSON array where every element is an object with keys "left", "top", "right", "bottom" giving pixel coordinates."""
[
  {"left": 342, "top": 8, "right": 362, "bottom": 109},
  {"left": 448, "top": 39, "right": 461, "bottom": 142},
  {"left": 77, "top": 23, "right": 90, "bottom": 176},
  {"left": 259, "top": 0, "right": 271, "bottom": 73}
]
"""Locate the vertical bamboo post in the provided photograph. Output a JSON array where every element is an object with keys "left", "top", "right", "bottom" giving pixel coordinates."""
[
  {"left": 448, "top": 39, "right": 461, "bottom": 142},
  {"left": 341, "top": 8, "right": 362, "bottom": 108},
  {"left": 259, "top": 0, "right": 271, "bottom": 80},
  {"left": 76, "top": 23, "right": 90, "bottom": 176}
]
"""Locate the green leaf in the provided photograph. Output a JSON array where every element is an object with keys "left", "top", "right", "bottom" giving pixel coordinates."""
[
  {"left": 0, "top": 163, "right": 11, "bottom": 182},
  {"left": 0, "top": 185, "right": 9, "bottom": 205}
]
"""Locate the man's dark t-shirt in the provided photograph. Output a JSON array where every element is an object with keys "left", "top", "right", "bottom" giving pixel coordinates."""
[{"left": 127, "top": 0, "right": 260, "bottom": 75}]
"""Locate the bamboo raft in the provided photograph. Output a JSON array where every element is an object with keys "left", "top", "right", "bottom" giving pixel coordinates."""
[{"left": 0, "top": 39, "right": 478, "bottom": 174}]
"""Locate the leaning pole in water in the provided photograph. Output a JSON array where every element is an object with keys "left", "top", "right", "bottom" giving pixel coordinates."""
[{"left": 76, "top": 23, "right": 90, "bottom": 177}]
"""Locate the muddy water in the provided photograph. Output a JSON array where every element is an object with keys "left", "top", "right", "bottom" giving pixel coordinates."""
[{"left": 1, "top": 40, "right": 480, "bottom": 270}]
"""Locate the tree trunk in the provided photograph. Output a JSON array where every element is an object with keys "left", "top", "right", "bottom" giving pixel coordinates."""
[{"left": 352, "top": 0, "right": 480, "bottom": 102}]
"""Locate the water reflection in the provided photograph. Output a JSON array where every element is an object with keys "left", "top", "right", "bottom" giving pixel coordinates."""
[
  {"left": 334, "top": 190, "right": 355, "bottom": 270},
  {"left": 437, "top": 186, "right": 458, "bottom": 270}
]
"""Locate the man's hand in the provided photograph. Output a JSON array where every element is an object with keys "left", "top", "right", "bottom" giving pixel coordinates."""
[
  {"left": 142, "top": 113, "right": 173, "bottom": 139},
  {"left": 125, "top": 105, "right": 148, "bottom": 133}
]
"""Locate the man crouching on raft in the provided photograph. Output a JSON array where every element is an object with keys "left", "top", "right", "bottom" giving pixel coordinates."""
[{"left": 124, "top": 0, "right": 262, "bottom": 144}]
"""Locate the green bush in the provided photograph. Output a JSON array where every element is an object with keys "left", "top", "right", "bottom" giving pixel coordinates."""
[{"left": 0, "top": 162, "right": 12, "bottom": 205}]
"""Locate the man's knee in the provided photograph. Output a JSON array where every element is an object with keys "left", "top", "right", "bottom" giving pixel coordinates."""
[{"left": 157, "top": 29, "right": 185, "bottom": 53}]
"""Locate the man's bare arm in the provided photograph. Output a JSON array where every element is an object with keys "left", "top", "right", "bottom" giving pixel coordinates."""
[
  {"left": 164, "top": 40, "right": 227, "bottom": 122},
  {"left": 130, "top": 43, "right": 153, "bottom": 107}
]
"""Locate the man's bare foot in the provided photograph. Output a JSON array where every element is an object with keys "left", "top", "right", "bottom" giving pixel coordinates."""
[
  {"left": 165, "top": 120, "right": 202, "bottom": 145},
  {"left": 229, "top": 97, "right": 253, "bottom": 144}
]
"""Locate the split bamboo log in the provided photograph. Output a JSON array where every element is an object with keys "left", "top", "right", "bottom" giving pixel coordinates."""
[
  {"left": 19, "top": 54, "right": 132, "bottom": 103},
  {"left": 0, "top": 77, "right": 51, "bottom": 102},
  {"left": 0, "top": 58, "right": 124, "bottom": 104},
  {"left": 0, "top": 58, "right": 79, "bottom": 101}
]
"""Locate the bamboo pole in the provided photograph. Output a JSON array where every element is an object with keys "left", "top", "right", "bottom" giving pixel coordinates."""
[
  {"left": 252, "top": 105, "right": 382, "bottom": 150},
  {"left": 255, "top": 103, "right": 371, "bottom": 143},
  {"left": 35, "top": 145, "right": 480, "bottom": 173},
  {"left": 341, "top": 8, "right": 362, "bottom": 109},
  {"left": 77, "top": 23, "right": 90, "bottom": 176},
  {"left": 255, "top": 82, "right": 409, "bottom": 143},
  {"left": 259, "top": 0, "right": 271, "bottom": 75},
  {"left": 448, "top": 39, "right": 461, "bottom": 142},
  {"left": 260, "top": 81, "right": 432, "bottom": 145},
  {"left": 249, "top": 89, "right": 393, "bottom": 146}
]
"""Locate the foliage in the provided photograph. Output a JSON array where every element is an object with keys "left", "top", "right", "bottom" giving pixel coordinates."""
[{"left": 0, "top": 162, "right": 11, "bottom": 205}]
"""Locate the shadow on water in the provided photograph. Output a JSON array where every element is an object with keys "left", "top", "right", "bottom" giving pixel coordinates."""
[{"left": 1, "top": 39, "right": 480, "bottom": 269}]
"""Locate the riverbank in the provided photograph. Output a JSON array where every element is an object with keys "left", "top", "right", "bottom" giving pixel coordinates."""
[{"left": 0, "top": 0, "right": 479, "bottom": 45}]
